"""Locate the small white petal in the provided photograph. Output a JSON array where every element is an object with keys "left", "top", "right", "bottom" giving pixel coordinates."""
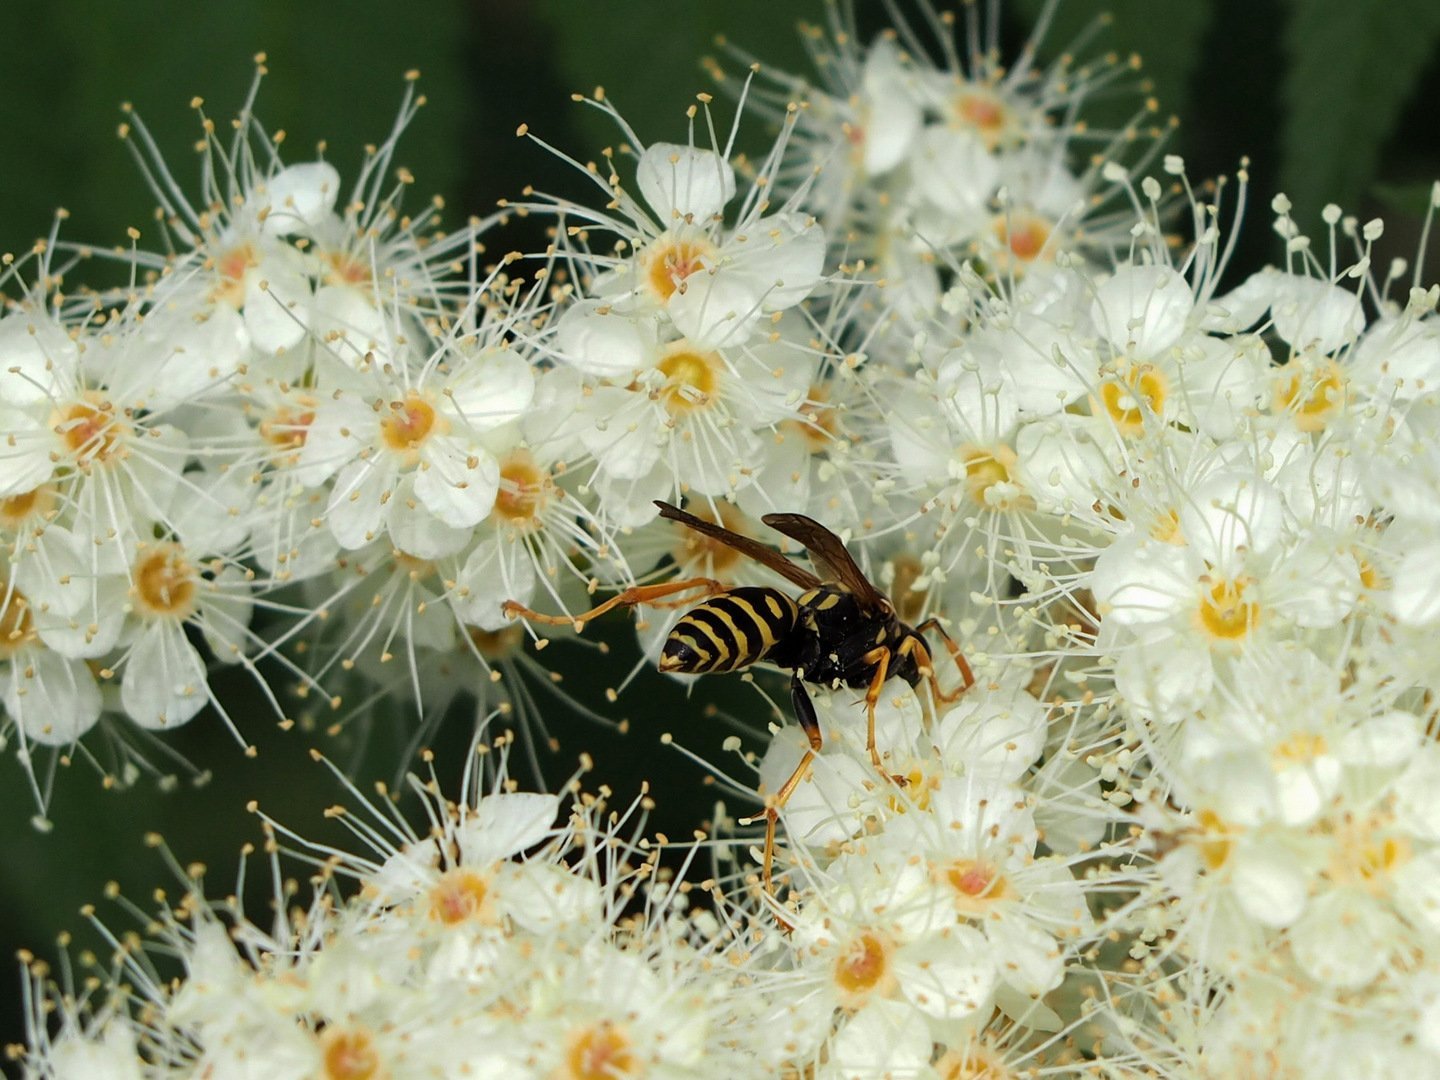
[{"left": 636, "top": 143, "right": 736, "bottom": 222}]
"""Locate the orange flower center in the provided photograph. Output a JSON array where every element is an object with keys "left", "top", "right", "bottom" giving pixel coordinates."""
[
  {"left": 643, "top": 232, "right": 714, "bottom": 301},
  {"left": 493, "top": 450, "right": 550, "bottom": 525},
  {"left": 259, "top": 404, "right": 317, "bottom": 454},
  {"left": 132, "top": 545, "right": 199, "bottom": 621},
  {"left": 564, "top": 1022, "right": 638, "bottom": 1080},
  {"left": 321, "top": 1027, "right": 381, "bottom": 1080},
  {"left": 0, "top": 486, "right": 54, "bottom": 530},
  {"left": 672, "top": 502, "right": 749, "bottom": 576},
  {"left": 785, "top": 383, "right": 840, "bottom": 451},
  {"left": 212, "top": 243, "right": 256, "bottom": 307},
  {"left": 993, "top": 212, "right": 1053, "bottom": 265},
  {"left": 466, "top": 624, "right": 523, "bottom": 660},
  {"left": 380, "top": 392, "right": 439, "bottom": 453}
]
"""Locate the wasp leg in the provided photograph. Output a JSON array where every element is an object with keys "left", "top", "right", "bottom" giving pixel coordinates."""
[
  {"left": 857, "top": 645, "right": 892, "bottom": 772},
  {"left": 751, "top": 674, "right": 824, "bottom": 929},
  {"left": 502, "top": 577, "right": 727, "bottom": 632},
  {"left": 913, "top": 616, "right": 975, "bottom": 699}
]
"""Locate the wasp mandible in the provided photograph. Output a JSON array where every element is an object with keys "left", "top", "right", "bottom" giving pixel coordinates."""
[{"left": 503, "top": 500, "right": 976, "bottom": 896}]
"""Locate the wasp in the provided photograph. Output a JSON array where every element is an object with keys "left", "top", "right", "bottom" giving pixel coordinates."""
[{"left": 503, "top": 500, "right": 975, "bottom": 899}]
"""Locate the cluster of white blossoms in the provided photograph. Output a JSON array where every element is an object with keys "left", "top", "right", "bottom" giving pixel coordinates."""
[{"left": 12, "top": 1, "right": 1440, "bottom": 1075}]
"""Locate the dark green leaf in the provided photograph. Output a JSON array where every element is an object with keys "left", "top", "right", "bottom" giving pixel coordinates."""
[{"left": 1280, "top": 0, "right": 1440, "bottom": 227}]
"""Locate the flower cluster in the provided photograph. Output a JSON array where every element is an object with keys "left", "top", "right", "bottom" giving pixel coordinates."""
[{"left": 10, "top": 2, "right": 1440, "bottom": 1076}]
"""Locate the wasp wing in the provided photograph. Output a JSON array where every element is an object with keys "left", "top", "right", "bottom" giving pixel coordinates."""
[
  {"left": 655, "top": 501, "right": 822, "bottom": 591},
  {"left": 760, "top": 512, "right": 888, "bottom": 609}
]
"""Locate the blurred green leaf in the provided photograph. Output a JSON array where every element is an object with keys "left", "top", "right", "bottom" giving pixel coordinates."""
[
  {"left": 1280, "top": 0, "right": 1440, "bottom": 227},
  {"left": 0, "top": 0, "right": 468, "bottom": 253},
  {"left": 1015, "top": 0, "right": 1214, "bottom": 123},
  {"left": 1373, "top": 180, "right": 1440, "bottom": 218},
  {"left": 533, "top": 0, "right": 826, "bottom": 155}
]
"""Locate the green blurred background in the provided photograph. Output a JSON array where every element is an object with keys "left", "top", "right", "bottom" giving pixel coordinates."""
[{"left": 2, "top": 0, "right": 1439, "bottom": 1064}]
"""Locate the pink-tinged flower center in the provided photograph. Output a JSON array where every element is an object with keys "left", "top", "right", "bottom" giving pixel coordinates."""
[
  {"left": 564, "top": 1022, "right": 638, "bottom": 1080},
  {"left": 956, "top": 88, "right": 1009, "bottom": 142},
  {"left": 428, "top": 869, "right": 490, "bottom": 925},
  {"left": 212, "top": 243, "right": 256, "bottom": 307},
  {"left": 833, "top": 932, "right": 894, "bottom": 1002},
  {"left": 993, "top": 212, "right": 1053, "bottom": 264},
  {"left": 132, "top": 545, "right": 199, "bottom": 621},
  {"left": 54, "top": 397, "right": 128, "bottom": 465},
  {"left": 259, "top": 403, "right": 317, "bottom": 453},
  {"left": 643, "top": 232, "right": 714, "bottom": 301},
  {"left": 321, "top": 1027, "right": 381, "bottom": 1080}
]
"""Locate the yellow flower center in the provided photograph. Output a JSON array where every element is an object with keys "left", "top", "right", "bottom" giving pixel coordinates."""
[
  {"left": 643, "top": 231, "right": 714, "bottom": 301},
  {"left": 131, "top": 545, "right": 199, "bottom": 621},
  {"left": 935, "top": 1044, "right": 1015, "bottom": 1080},
  {"left": 1196, "top": 576, "right": 1260, "bottom": 643},
  {"left": 0, "top": 588, "right": 37, "bottom": 659},
  {"left": 321, "top": 1027, "right": 381, "bottom": 1080},
  {"left": 655, "top": 344, "right": 721, "bottom": 413},
  {"left": 943, "top": 858, "right": 1015, "bottom": 916},
  {"left": 466, "top": 624, "right": 524, "bottom": 661},
  {"left": 1193, "top": 808, "right": 1234, "bottom": 871},
  {"left": 954, "top": 87, "right": 1011, "bottom": 148},
  {"left": 1097, "top": 363, "right": 1168, "bottom": 436},
  {"left": 564, "top": 1022, "right": 638, "bottom": 1080},
  {"left": 960, "top": 444, "right": 1024, "bottom": 508},
  {"left": 212, "top": 243, "right": 256, "bottom": 308},
  {"left": 1273, "top": 358, "right": 1346, "bottom": 432},
  {"left": 671, "top": 501, "right": 749, "bottom": 576},
  {"left": 0, "top": 486, "right": 55, "bottom": 530},
  {"left": 784, "top": 383, "right": 840, "bottom": 451}
]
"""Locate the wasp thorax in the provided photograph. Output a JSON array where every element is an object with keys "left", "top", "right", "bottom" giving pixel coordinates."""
[{"left": 642, "top": 229, "right": 714, "bottom": 301}]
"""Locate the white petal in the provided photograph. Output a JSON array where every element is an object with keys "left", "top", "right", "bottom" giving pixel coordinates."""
[
  {"left": 1089, "top": 540, "right": 1197, "bottom": 626},
  {"left": 636, "top": 143, "right": 736, "bottom": 222},
  {"left": 243, "top": 262, "right": 312, "bottom": 353},
  {"left": 1092, "top": 264, "right": 1195, "bottom": 356},
  {"left": 1271, "top": 273, "right": 1366, "bottom": 352},
  {"left": 987, "top": 911, "right": 1064, "bottom": 997},
  {"left": 1114, "top": 641, "right": 1213, "bottom": 719},
  {"left": 2, "top": 647, "right": 102, "bottom": 746},
  {"left": 893, "top": 926, "right": 998, "bottom": 1019},
  {"left": 120, "top": 622, "right": 209, "bottom": 729},
  {"left": 387, "top": 476, "right": 475, "bottom": 559},
  {"left": 555, "top": 300, "right": 657, "bottom": 377},
  {"left": 259, "top": 162, "right": 342, "bottom": 238},
  {"left": 910, "top": 127, "right": 998, "bottom": 216},
  {"left": 0, "top": 313, "right": 74, "bottom": 407},
  {"left": 1230, "top": 836, "right": 1307, "bottom": 927},
  {"left": 327, "top": 459, "right": 391, "bottom": 550},
  {"left": 415, "top": 439, "right": 500, "bottom": 528},
  {"left": 457, "top": 535, "right": 537, "bottom": 631},
  {"left": 825, "top": 1000, "right": 932, "bottom": 1080},
  {"left": 1389, "top": 542, "right": 1440, "bottom": 626},
  {"left": 446, "top": 351, "right": 535, "bottom": 431},
  {"left": 934, "top": 684, "right": 1045, "bottom": 781},
  {"left": 1178, "top": 472, "right": 1285, "bottom": 567},
  {"left": 1288, "top": 890, "right": 1391, "bottom": 989},
  {"left": 458, "top": 791, "right": 559, "bottom": 865}
]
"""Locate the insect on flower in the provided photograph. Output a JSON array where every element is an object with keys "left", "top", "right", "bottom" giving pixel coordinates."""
[{"left": 504, "top": 501, "right": 976, "bottom": 900}]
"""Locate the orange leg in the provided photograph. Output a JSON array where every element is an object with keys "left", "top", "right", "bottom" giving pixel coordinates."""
[
  {"left": 914, "top": 617, "right": 975, "bottom": 700},
  {"left": 857, "top": 645, "right": 891, "bottom": 771},
  {"left": 743, "top": 673, "right": 825, "bottom": 929},
  {"left": 502, "top": 576, "right": 727, "bottom": 632}
]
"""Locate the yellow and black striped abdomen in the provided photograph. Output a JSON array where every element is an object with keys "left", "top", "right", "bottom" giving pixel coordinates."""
[{"left": 658, "top": 587, "right": 800, "bottom": 675}]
